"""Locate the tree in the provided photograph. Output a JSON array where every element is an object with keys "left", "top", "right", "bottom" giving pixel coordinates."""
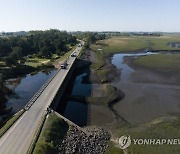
[
  {"left": 10, "top": 47, "right": 22, "bottom": 60},
  {"left": 4, "top": 57, "right": 17, "bottom": 66}
]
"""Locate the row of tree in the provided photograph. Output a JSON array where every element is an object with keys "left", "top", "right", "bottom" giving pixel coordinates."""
[
  {"left": 0, "top": 29, "right": 77, "bottom": 63},
  {"left": 73, "top": 32, "right": 106, "bottom": 49}
]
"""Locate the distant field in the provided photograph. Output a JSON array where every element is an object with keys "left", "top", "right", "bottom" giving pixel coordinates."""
[
  {"left": 90, "top": 35, "right": 180, "bottom": 80},
  {"left": 133, "top": 54, "right": 180, "bottom": 73},
  {"left": 91, "top": 35, "right": 180, "bottom": 53}
]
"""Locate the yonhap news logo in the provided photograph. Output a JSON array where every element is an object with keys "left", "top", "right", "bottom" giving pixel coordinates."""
[
  {"left": 118, "top": 135, "right": 180, "bottom": 149},
  {"left": 118, "top": 135, "right": 131, "bottom": 149}
]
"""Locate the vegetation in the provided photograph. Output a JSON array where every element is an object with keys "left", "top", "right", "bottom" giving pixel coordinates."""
[
  {"left": 0, "top": 30, "right": 76, "bottom": 59},
  {"left": 0, "top": 29, "right": 78, "bottom": 79},
  {"left": 87, "top": 35, "right": 180, "bottom": 153},
  {"left": 89, "top": 35, "right": 180, "bottom": 82},
  {"left": 91, "top": 35, "right": 180, "bottom": 53},
  {"left": 0, "top": 29, "right": 77, "bottom": 78},
  {"left": 107, "top": 117, "right": 180, "bottom": 154},
  {"left": 68, "top": 84, "right": 122, "bottom": 106},
  {"left": 54, "top": 44, "right": 77, "bottom": 64},
  {"left": 106, "top": 142, "right": 123, "bottom": 154},
  {"left": 86, "top": 84, "right": 121, "bottom": 105},
  {"left": 33, "top": 113, "right": 69, "bottom": 154},
  {"left": 133, "top": 54, "right": 180, "bottom": 73},
  {"left": 0, "top": 75, "right": 12, "bottom": 115}
]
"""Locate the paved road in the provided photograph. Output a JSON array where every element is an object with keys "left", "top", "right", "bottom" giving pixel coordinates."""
[{"left": 0, "top": 41, "right": 84, "bottom": 154}]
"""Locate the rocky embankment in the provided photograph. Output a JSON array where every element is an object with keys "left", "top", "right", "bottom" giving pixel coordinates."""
[{"left": 59, "top": 126, "right": 110, "bottom": 154}]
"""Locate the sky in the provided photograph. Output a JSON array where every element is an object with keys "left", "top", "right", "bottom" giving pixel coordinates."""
[{"left": 0, "top": 0, "right": 180, "bottom": 32}]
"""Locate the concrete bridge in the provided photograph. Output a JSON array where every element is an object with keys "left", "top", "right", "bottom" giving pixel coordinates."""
[{"left": 0, "top": 41, "right": 84, "bottom": 154}]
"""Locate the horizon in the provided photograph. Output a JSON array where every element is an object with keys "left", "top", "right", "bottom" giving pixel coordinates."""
[
  {"left": 1, "top": 30, "right": 180, "bottom": 33},
  {"left": 1, "top": 0, "right": 180, "bottom": 32}
]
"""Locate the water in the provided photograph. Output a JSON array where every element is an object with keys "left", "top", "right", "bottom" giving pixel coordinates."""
[
  {"left": 111, "top": 51, "right": 180, "bottom": 124},
  {"left": 169, "top": 43, "right": 180, "bottom": 48},
  {"left": 64, "top": 101, "right": 88, "bottom": 126},
  {"left": 111, "top": 52, "right": 157, "bottom": 80},
  {"left": 71, "top": 72, "right": 91, "bottom": 96},
  {"left": 59, "top": 69, "right": 91, "bottom": 126},
  {"left": 61, "top": 51, "right": 164, "bottom": 126},
  {"left": 6, "top": 70, "right": 56, "bottom": 113}
]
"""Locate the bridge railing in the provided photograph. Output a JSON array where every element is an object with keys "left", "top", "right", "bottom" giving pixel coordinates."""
[
  {"left": 24, "top": 55, "right": 77, "bottom": 111},
  {"left": 24, "top": 41, "right": 83, "bottom": 111},
  {"left": 24, "top": 67, "right": 62, "bottom": 110}
]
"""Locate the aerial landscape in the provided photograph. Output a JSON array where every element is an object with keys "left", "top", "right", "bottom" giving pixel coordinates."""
[{"left": 0, "top": 0, "right": 180, "bottom": 154}]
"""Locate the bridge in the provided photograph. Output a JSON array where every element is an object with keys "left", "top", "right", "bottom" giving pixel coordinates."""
[{"left": 0, "top": 40, "right": 84, "bottom": 154}]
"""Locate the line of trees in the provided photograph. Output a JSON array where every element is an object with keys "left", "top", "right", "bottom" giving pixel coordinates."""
[
  {"left": 73, "top": 32, "right": 106, "bottom": 49},
  {"left": 0, "top": 29, "right": 77, "bottom": 65}
]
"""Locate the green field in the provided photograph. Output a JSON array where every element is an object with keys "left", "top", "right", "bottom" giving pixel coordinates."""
[
  {"left": 25, "top": 45, "right": 76, "bottom": 68},
  {"left": 25, "top": 57, "right": 51, "bottom": 68},
  {"left": 33, "top": 113, "right": 69, "bottom": 154},
  {"left": 107, "top": 117, "right": 180, "bottom": 154},
  {"left": 91, "top": 35, "right": 180, "bottom": 54},
  {"left": 90, "top": 35, "right": 180, "bottom": 81},
  {"left": 133, "top": 54, "right": 180, "bottom": 73}
]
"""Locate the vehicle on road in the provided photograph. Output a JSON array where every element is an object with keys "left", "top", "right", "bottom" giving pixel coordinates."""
[
  {"left": 78, "top": 43, "right": 82, "bottom": 47},
  {"left": 61, "top": 60, "right": 67, "bottom": 69},
  {"left": 71, "top": 53, "right": 76, "bottom": 57}
]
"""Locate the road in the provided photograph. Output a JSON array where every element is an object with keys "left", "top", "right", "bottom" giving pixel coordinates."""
[{"left": 0, "top": 41, "right": 84, "bottom": 154}]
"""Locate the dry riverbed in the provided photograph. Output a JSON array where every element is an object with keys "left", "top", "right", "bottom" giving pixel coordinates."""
[{"left": 111, "top": 53, "right": 180, "bottom": 124}]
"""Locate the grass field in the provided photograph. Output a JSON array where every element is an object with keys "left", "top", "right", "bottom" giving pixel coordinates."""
[
  {"left": 25, "top": 57, "right": 51, "bottom": 68},
  {"left": 133, "top": 54, "right": 180, "bottom": 73},
  {"left": 26, "top": 45, "right": 77, "bottom": 68},
  {"left": 107, "top": 117, "right": 180, "bottom": 154},
  {"left": 91, "top": 35, "right": 180, "bottom": 54},
  {"left": 90, "top": 35, "right": 180, "bottom": 81},
  {"left": 33, "top": 113, "right": 69, "bottom": 154}
]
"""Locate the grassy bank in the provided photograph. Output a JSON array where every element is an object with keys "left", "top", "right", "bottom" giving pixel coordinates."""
[
  {"left": 33, "top": 113, "right": 69, "bottom": 154},
  {"left": 90, "top": 35, "right": 180, "bottom": 82},
  {"left": 68, "top": 84, "right": 122, "bottom": 106},
  {"left": 133, "top": 54, "right": 180, "bottom": 73},
  {"left": 87, "top": 84, "right": 122, "bottom": 105},
  {"left": 107, "top": 117, "right": 180, "bottom": 154},
  {"left": 53, "top": 44, "right": 77, "bottom": 68}
]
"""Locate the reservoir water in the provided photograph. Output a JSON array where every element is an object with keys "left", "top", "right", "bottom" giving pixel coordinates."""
[
  {"left": 5, "top": 70, "right": 56, "bottom": 114},
  {"left": 57, "top": 69, "right": 91, "bottom": 126}
]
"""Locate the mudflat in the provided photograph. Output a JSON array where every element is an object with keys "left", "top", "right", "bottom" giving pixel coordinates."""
[{"left": 111, "top": 53, "right": 180, "bottom": 124}]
